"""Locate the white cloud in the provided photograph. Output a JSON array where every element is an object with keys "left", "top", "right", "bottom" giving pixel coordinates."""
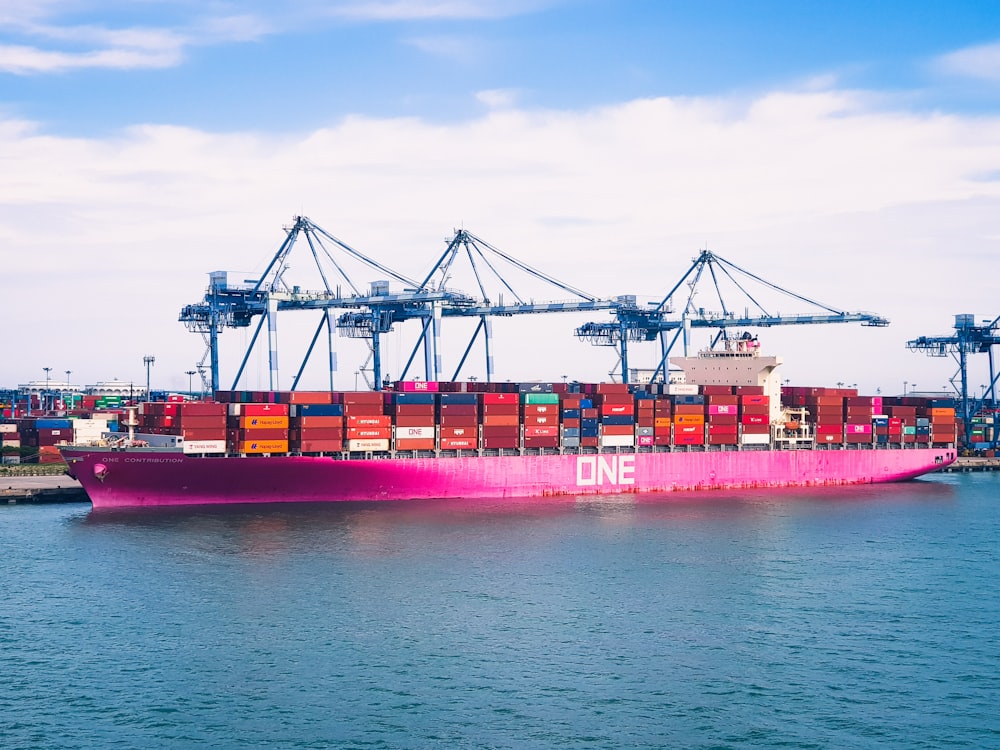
[
  {"left": 2, "top": 86, "right": 999, "bottom": 392},
  {"left": 328, "top": 0, "right": 554, "bottom": 21},
  {"left": 934, "top": 40, "right": 1000, "bottom": 82},
  {"left": 475, "top": 88, "right": 519, "bottom": 108}
]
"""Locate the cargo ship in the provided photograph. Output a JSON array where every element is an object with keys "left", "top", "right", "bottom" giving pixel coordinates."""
[{"left": 57, "top": 346, "right": 958, "bottom": 509}]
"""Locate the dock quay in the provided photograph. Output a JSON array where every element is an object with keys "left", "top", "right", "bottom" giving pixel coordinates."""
[
  {"left": 1, "top": 474, "right": 87, "bottom": 504},
  {"left": 941, "top": 456, "right": 1000, "bottom": 473}
]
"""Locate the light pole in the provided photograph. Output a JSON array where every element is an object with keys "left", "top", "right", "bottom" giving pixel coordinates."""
[
  {"left": 43, "top": 366, "right": 52, "bottom": 411},
  {"left": 185, "top": 370, "right": 196, "bottom": 398},
  {"left": 144, "top": 355, "right": 155, "bottom": 402},
  {"left": 904, "top": 380, "right": 908, "bottom": 395},
  {"left": 354, "top": 370, "right": 359, "bottom": 390},
  {"left": 64, "top": 369, "right": 72, "bottom": 410}
]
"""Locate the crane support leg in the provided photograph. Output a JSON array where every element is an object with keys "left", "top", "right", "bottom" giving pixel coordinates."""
[{"left": 267, "top": 296, "right": 280, "bottom": 390}]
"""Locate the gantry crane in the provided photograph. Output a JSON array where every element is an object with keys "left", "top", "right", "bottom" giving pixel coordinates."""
[
  {"left": 576, "top": 249, "right": 889, "bottom": 383},
  {"left": 178, "top": 216, "right": 474, "bottom": 392},
  {"left": 906, "top": 314, "right": 1000, "bottom": 447},
  {"left": 179, "top": 219, "right": 620, "bottom": 392},
  {"left": 337, "top": 229, "right": 621, "bottom": 385}
]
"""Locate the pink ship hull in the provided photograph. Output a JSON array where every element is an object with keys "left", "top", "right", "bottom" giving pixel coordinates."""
[{"left": 61, "top": 447, "right": 957, "bottom": 509}]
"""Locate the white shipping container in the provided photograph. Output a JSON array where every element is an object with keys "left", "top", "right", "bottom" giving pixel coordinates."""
[
  {"left": 0, "top": 423, "right": 17, "bottom": 433},
  {"left": 600, "top": 434, "right": 636, "bottom": 447},
  {"left": 668, "top": 383, "right": 700, "bottom": 395},
  {"left": 348, "top": 439, "right": 390, "bottom": 452},
  {"left": 740, "top": 433, "right": 771, "bottom": 445},
  {"left": 182, "top": 440, "right": 227, "bottom": 454},
  {"left": 73, "top": 418, "right": 111, "bottom": 430},
  {"left": 394, "top": 425, "right": 435, "bottom": 439}
]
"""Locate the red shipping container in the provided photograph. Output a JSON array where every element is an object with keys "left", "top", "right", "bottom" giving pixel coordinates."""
[
  {"left": 440, "top": 437, "right": 478, "bottom": 450},
  {"left": 708, "top": 423, "right": 738, "bottom": 435},
  {"left": 395, "top": 438, "right": 436, "bottom": 450},
  {"left": 482, "top": 437, "right": 519, "bottom": 449},
  {"left": 440, "top": 426, "right": 477, "bottom": 439},
  {"left": 481, "top": 415, "right": 519, "bottom": 427},
  {"left": 439, "top": 403, "right": 478, "bottom": 416},
  {"left": 481, "top": 392, "right": 518, "bottom": 404},
  {"left": 674, "top": 434, "right": 703, "bottom": 445},
  {"left": 581, "top": 436, "right": 599, "bottom": 447},
  {"left": 708, "top": 434, "right": 738, "bottom": 445},
  {"left": 393, "top": 404, "right": 436, "bottom": 417},
  {"left": 702, "top": 385, "right": 734, "bottom": 396},
  {"left": 233, "top": 403, "right": 289, "bottom": 417},
  {"left": 523, "top": 415, "right": 557, "bottom": 426},
  {"left": 179, "top": 427, "right": 227, "bottom": 441},
  {"left": 394, "top": 415, "right": 436, "bottom": 427},
  {"left": 524, "top": 435, "right": 560, "bottom": 448},
  {"left": 439, "top": 415, "right": 478, "bottom": 427},
  {"left": 741, "top": 414, "right": 767, "bottom": 425},
  {"left": 346, "top": 427, "right": 392, "bottom": 440},
  {"left": 343, "top": 403, "right": 384, "bottom": 417},
  {"left": 482, "top": 425, "right": 519, "bottom": 437},
  {"left": 292, "top": 427, "right": 344, "bottom": 441},
  {"left": 482, "top": 403, "right": 519, "bottom": 415},
  {"left": 707, "top": 413, "right": 738, "bottom": 425},
  {"left": 297, "top": 439, "right": 343, "bottom": 452},
  {"left": 524, "top": 404, "right": 558, "bottom": 415},
  {"left": 741, "top": 423, "right": 770, "bottom": 434},
  {"left": 524, "top": 425, "right": 559, "bottom": 437},
  {"left": 347, "top": 415, "right": 392, "bottom": 428},
  {"left": 601, "top": 424, "right": 634, "bottom": 436},
  {"left": 343, "top": 392, "right": 383, "bottom": 405},
  {"left": 601, "top": 403, "right": 635, "bottom": 416},
  {"left": 179, "top": 402, "right": 227, "bottom": 416},
  {"left": 177, "top": 414, "right": 227, "bottom": 429},
  {"left": 675, "top": 424, "right": 702, "bottom": 436},
  {"left": 596, "top": 383, "right": 630, "bottom": 394}
]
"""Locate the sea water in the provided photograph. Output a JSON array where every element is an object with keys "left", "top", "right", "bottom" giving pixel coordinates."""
[{"left": 1, "top": 472, "right": 998, "bottom": 749}]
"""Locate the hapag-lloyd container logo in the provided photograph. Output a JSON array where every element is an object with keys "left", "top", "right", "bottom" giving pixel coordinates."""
[{"left": 575, "top": 455, "right": 635, "bottom": 486}]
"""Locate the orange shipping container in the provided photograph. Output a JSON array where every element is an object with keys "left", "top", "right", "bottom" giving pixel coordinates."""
[
  {"left": 674, "top": 414, "right": 705, "bottom": 425},
  {"left": 234, "top": 440, "right": 289, "bottom": 454},
  {"left": 296, "top": 416, "right": 344, "bottom": 428},
  {"left": 482, "top": 414, "right": 519, "bottom": 427}
]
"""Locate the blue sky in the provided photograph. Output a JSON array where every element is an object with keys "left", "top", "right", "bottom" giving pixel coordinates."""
[{"left": 3, "top": 1, "right": 1000, "bottom": 395}]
